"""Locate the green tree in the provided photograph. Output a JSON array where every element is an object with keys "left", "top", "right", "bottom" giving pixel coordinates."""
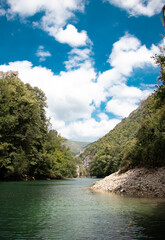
[
  {"left": 0, "top": 73, "right": 76, "bottom": 180},
  {"left": 0, "top": 75, "right": 43, "bottom": 179},
  {"left": 121, "top": 46, "right": 165, "bottom": 169},
  {"left": 90, "top": 144, "right": 120, "bottom": 177}
]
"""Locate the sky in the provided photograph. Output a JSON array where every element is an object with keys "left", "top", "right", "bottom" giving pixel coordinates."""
[{"left": 0, "top": 0, "right": 165, "bottom": 142}]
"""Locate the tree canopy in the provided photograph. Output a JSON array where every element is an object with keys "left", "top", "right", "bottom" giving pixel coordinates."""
[{"left": 0, "top": 73, "right": 76, "bottom": 180}]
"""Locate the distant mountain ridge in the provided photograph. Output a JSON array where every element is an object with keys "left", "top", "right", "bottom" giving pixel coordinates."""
[{"left": 64, "top": 139, "right": 91, "bottom": 156}]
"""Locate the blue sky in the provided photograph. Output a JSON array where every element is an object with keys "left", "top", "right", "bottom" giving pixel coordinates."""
[{"left": 0, "top": 0, "right": 165, "bottom": 142}]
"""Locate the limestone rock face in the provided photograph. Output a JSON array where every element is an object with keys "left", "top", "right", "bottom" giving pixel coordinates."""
[
  {"left": 83, "top": 156, "right": 92, "bottom": 169},
  {"left": 0, "top": 71, "right": 19, "bottom": 79}
]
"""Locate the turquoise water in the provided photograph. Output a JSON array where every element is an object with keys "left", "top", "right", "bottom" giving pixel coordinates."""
[{"left": 0, "top": 178, "right": 165, "bottom": 240}]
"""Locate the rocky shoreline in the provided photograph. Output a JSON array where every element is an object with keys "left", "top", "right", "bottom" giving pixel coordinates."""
[{"left": 91, "top": 167, "right": 165, "bottom": 198}]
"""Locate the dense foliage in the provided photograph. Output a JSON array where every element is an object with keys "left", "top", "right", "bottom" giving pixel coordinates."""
[
  {"left": 0, "top": 73, "right": 76, "bottom": 180},
  {"left": 121, "top": 48, "right": 165, "bottom": 169},
  {"left": 77, "top": 48, "right": 165, "bottom": 178},
  {"left": 77, "top": 103, "right": 146, "bottom": 177}
]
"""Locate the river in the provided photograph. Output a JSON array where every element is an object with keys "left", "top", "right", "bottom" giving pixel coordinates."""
[{"left": 0, "top": 178, "right": 165, "bottom": 239}]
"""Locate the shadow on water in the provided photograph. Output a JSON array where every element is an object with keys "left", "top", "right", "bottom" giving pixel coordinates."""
[
  {"left": 91, "top": 189, "right": 165, "bottom": 240},
  {"left": 0, "top": 178, "right": 165, "bottom": 240},
  {"left": 132, "top": 201, "right": 165, "bottom": 239}
]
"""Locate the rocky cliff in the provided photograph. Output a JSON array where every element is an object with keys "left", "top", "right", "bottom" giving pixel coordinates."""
[{"left": 0, "top": 71, "right": 18, "bottom": 79}]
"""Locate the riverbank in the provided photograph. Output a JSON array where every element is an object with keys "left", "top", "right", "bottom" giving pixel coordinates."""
[{"left": 91, "top": 167, "right": 165, "bottom": 198}]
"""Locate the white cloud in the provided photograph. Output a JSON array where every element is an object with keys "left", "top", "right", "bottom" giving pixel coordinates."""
[
  {"left": 7, "top": 0, "right": 85, "bottom": 21},
  {"left": 58, "top": 118, "right": 120, "bottom": 142},
  {"left": 106, "top": 99, "right": 137, "bottom": 118},
  {"left": 0, "top": 33, "right": 159, "bottom": 141},
  {"left": 109, "top": 33, "right": 157, "bottom": 76},
  {"left": 106, "top": 84, "right": 151, "bottom": 118},
  {"left": 98, "top": 113, "right": 109, "bottom": 121},
  {"left": 0, "top": 59, "right": 116, "bottom": 141},
  {"left": 159, "top": 37, "right": 165, "bottom": 48},
  {"left": 5, "top": 0, "right": 90, "bottom": 47},
  {"left": 97, "top": 68, "right": 123, "bottom": 89},
  {"left": 36, "top": 45, "right": 51, "bottom": 61},
  {"left": 64, "top": 47, "right": 93, "bottom": 70},
  {"left": 97, "top": 33, "right": 158, "bottom": 119},
  {"left": 0, "top": 60, "right": 97, "bottom": 122},
  {"left": 105, "top": 0, "right": 165, "bottom": 17},
  {"left": 108, "top": 84, "right": 148, "bottom": 99},
  {"left": 54, "top": 24, "right": 89, "bottom": 47}
]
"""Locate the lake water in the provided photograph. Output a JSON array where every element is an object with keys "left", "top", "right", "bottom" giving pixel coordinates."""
[{"left": 0, "top": 178, "right": 165, "bottom": 240}]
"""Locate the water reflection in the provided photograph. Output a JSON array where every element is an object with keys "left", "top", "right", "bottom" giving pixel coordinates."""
[
  {"left": 132, "top": 202, "right": 165, "bottom": 239},
  {"left": 0, "top": 179, "right": 165, "bottom": 239},
  {"left": 92, "top": 190, "right": 165, "bottom": 240}
]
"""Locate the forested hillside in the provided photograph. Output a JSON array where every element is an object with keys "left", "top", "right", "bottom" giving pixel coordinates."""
[
  {"left": 64, "top": 139, "right": 91, "bottom": 156},
  {"left": 0, "top": 71, "right": 76, "bottom": 180},
  {"left": 77, "top": 102, "right": 147, "bottom": 177},
  {"left": 77, "top": 47, "right": 165, "bottom": 178},
  {"left": 124, "top": 48, "right": 165, "bottom": 170}
]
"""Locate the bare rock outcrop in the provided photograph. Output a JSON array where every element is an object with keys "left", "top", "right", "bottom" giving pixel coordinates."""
[
  {"left": 0, "top": 71, "right": 18, "bottom": 79},
  {"left": 91, "top": 167, "right": 165, "bottom": 198}
]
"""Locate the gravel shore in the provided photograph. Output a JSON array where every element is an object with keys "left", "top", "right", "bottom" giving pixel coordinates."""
[{"left": 91, "top": 167, "right": 165, "bottom": 198}]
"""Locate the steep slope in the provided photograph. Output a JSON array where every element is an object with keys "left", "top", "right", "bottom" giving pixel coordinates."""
[
  {"left": 77, "top": 101, "right": 147, "bottom": 177},
  {"left": 77, "top": 44, "right": 165, "bottom": 179},
  {"left": 77, "top": 89, "right": 165, "bottom": 178}
]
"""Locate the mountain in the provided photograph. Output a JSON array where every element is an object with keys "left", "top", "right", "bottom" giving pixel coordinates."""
[
  {"left": 76, "top": 102, "right": 146, "bottom": 177},
  {"left": 77, "top": 87, "right": 165, "bottom": 177},
  {"left": 64, "top": 140, "right": 91, "bottom": 156}
]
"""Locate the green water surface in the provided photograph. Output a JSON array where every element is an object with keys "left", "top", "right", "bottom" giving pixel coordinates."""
[{"left": 0, "top": 178, "right": 165, "bottom": 239}]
